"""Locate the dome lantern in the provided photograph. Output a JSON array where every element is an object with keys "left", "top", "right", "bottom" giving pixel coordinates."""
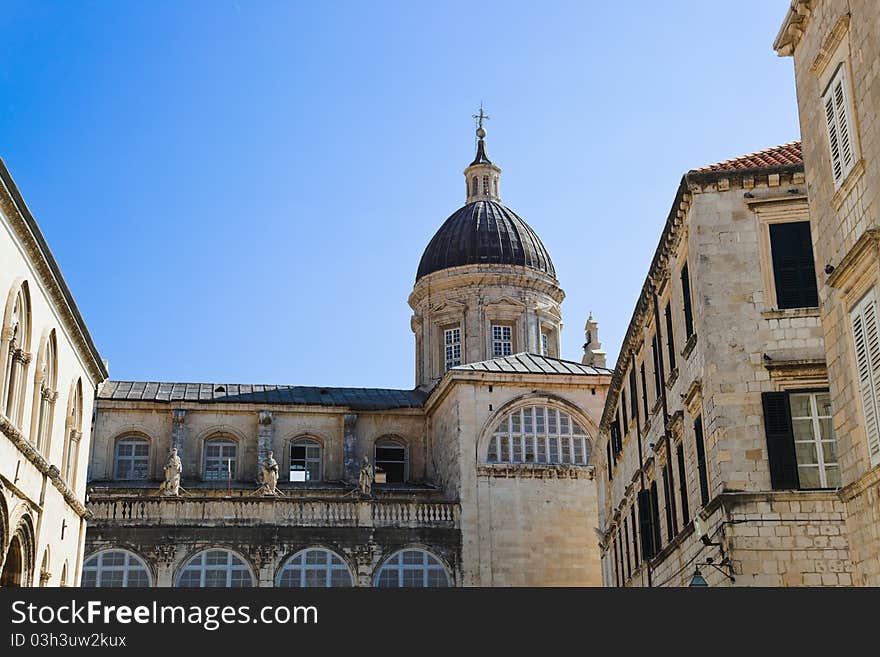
[{"left": 464, "top": 104, "right": 502, "bottom": 203}]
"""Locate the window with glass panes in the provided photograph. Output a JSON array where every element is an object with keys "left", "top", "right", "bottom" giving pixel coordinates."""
[
  {"left": 374, "top": 549, "right": 450, "bottom": 587},
  {"left": 444, "top": 328, "right": 461, "bottom": 371},
  {"left": 81, "top": 550, "right": 151, "bottom": 587},
  {"left": 491, "top": 324, "right": 513, "bottom": 357},
  {"left": 113, "top": 437, "right": 150, "bottom": 480},
  {"left": 176, "top": 550, "right": 253, "bottom": 587},
  {"left": 277, "top": 549, "right": 352, "bottom": 587},
  {"left": 541, "top": 332, "right": 549, "bottom": 356},
  {"left": 289, "top": 438, "right": 322, "bottom": 482},
  {"left": 203, "top": 439, "right": 236, "bottom": 481},
  {"left": 486, "top": 406, "right": 590, "bottom": 465},
  {"left": 789, "top": 391, "right": 840, "bottom": 489}
]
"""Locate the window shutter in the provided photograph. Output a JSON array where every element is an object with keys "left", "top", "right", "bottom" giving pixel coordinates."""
[
  {"left": 661, "top": 468, "right": 673, "bottom": 541},
  {"left": 681, "top": 262, "right": 694, "bottom": 339},
  {"left": 851, "top": 289, "right": 880, "bottom": 466},
  {"left": 825, "top": 91, "right": 844, "bottom": 184},
  {"left": 694, "top": 416, "right": 710, "bottom": 506},
  {"left": 761, "top": 392, "right": 800, "bottom": 489},
  {"left": 649, "top": 481, "right": 662, "bottom": 551},
  {"left": 606, "top": 441, "right": 613, "bottom": 482},
  {"left": 637, "top": 489, "right": 655, "bottom": 561},
  {"left": 676, "top": 443, "right": 690, "bottom": 526},
  {"left": 824, "top": 66, "right": 857, "bottom": 186},
  {"left": 833, "top": 75, "right": 855, "bottom": 173},
  {"left": 769, "top": 222, "right": 818, "bottom": 309},
  {"left": 665, "top": 302, "right": 676, "bottom": 371},
  {"left": 630, "top": 504, "right": 639, "bottom": 567}
]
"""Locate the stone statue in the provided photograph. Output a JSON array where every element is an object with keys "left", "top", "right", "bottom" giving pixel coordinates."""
[
  {"left": 159, "top": 447, "right": 182, "bottom": 496},
  {"left": 260, "top": 451, "right": 280, "bottom": 495},
  {"left": 358, "top": 456, "right": 374, "bottom": 497}
]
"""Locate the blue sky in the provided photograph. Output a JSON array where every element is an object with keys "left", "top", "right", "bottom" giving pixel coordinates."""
[{"left": 1, "top": 1, "right": 799, "bottom": 389}]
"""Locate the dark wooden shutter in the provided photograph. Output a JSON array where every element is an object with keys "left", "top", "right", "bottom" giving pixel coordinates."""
[
  {"left": 640, "top": 363, "right": 649, "bottom": 419},
  {"left": 694, "top": 415, "right": 710, "bottom": 506},
  {"left": 606, "top": 441, "right": 613, "bottom": 482},
  {"left": 681, "top": 262, "right": 694, "bottom": 339},
  {"left": 623, "top": 518, "right": 632, "bottom": 578},
  {"left": 661, "top": 468, "right": 674, "bottom": 541},
  {"left": 620, "top": 390, "right": 629, "bottom": 436},
  {"left": 665, "top": 302, "right": 676, "bottom": 371},
  {"left": 769, "top": 221, "right": 819, "bottom": 309},
  {"left": 637, "top": 489, "right": 655, "bottom": 561},
  {"left": 629, "top": 369, "right": 639, "bottom": 420},
  {"left": 676, "top": 443, "right": 690, "bottom": 526},
  {"left": 652, "top": 334, "right": 663, "bottom": 399},
  {"left": 761, "top": 391, "right": 800, "bottom": 489},
  {"left": 630, "top": 504, "right": 639, "bottom": 567},
  {"left": 650, "top": 481, "right": 662, "bottom": 551}
]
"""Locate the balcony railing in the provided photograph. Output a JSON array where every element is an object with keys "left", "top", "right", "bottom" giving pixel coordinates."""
[{"left": 87, "top": 497, "right": 459, "bottom": 529}]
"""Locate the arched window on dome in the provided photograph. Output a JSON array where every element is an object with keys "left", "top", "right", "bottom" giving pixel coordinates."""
[
  {"left": 176, "top": 549, "right": 253, "bottom": 587},
  {"left": 277, "top": 548, "right": 352, "bottom": 587},
  {"left": 374, "top": 549, "right": 450, "bottom": 587},
  {"left": 482, "top": 175, "right": 489, "bottom": 196},
  {"left": 486, "top": 406, "right": 591, "bottom": 465},
  {"left": 493, "top": 176, "right": 498, "bottom": 196},
  {"left": 471, "top": 176, "right": 478, "bottom": 197},
  {"left": 82, "top": 550, "right": 152, "bottom": 587}
]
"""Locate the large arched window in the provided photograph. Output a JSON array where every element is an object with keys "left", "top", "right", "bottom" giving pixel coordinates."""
[
  {"left": 486, "top": 405, "right": 591, "bottom": 465},
  {"left": 176, "top": 549, "right": 254, "bottom": 587},
  {"left": 203, "top": 437, "right": 237, "bottom": 481},
  {"left": 82, "top": 550, "right": 151, "bottom": 587},
  {"left": 289, "top": 438, "right": 322, "bottom": 482},
  {"left": 277, "top": 548, "right": 352, "bottom": 587},
  {"left": 374, "top": 549, "right": 450, "bottom": 588},
  {"left": 375, "top": 438, "right": 407, "bottom": 483},
  {"left": 2, "top": 281, "right": 31, "bottom": 426},
  {"left": 114, "top": 436, "right": 150, "bottom": 480},
  {"left": 31, "top": 330, "right": 58, "bottom": 454},
  {"left": 62, "top": 379, "right": 83, "bottom": 485}
]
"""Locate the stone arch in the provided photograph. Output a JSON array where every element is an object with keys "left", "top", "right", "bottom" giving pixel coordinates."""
[
  {"left": 275, "top": 545, "right": 355, "bottom": 587},
  {"left": 108, "top": 430, "right": 155, "bottom": 480},
  {"left": 195, "top": 425, "right": 249, "bottom": 482},
  {"left": 82, "top": 547, "right": 154, "bottom": 587},
  {"left": 173, "top": 546, "right": 256, "bottom": 587},
  {"left": 29, "top": 327, "right": 59, "bottom": 456},
  {"left": 1, "top": 278, "right": 33, "bottom": 427},
  {"left": 1, "top": 511, "right": 36, "bottom": 587},
  {"left": 476, "top": 392, "right": 598, "bottom": 465},
  {"left": 372, "top": 545, "right": 454, "bottom": 587}
]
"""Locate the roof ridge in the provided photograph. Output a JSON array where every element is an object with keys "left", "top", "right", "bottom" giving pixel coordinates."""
[
  {"left": 104, "top": 379, "right": 421, "bottom": 393},
  {"left": 689, "top": 141, "right": 802, "bottom": 174}
]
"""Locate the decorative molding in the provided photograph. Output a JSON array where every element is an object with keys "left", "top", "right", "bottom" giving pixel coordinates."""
[
  {"left": 826, "top": 228, "right": 880, "bottom": 290},
  {"left": 809, "top": 13, "right": 851, "bottom": 76},
  {"left": 830, "top": 158, "right": 866, "bottom": 212},
  {"left": 681, "top": 333, "right": 698, "bottom": 360},
  {"left": 682, "top": 378, "right": 703, "bottom": 416},
  {"left": 476, "top": 463, "right": 594, "bottom": 480}
]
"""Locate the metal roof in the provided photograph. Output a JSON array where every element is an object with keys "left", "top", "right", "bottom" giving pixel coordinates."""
[
  {"left": 452, "top": 352, "right": 612, "bottom": 376},
  {"left": 99, "top": 381, "right": 427, "bottom": 410}
]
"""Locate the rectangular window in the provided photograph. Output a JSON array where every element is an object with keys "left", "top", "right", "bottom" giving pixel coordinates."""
[
  {"left": 665, "top": 301, "right": 676, "bottom": 372},
  {"left": 613, "top": 537, "right": 621, "bottom": 587},
  {"left": 204, "top": 441, "right": 237, "bottom": 481},
  {"left": 629, "top": 368, "right": 639, "bottom": 422},
  {"left": 637, "top": 488, "right": 656, "bottom": 561},
  {"left": 823, "top": 64, "right": 858, "bottom": 187},
  {"left": 761, "top": 389, "right": 841, "bottom": 488},
  {"left": 661, "top": 467, "right": 673, "bottom": 542},
  {"left": 651, "top": 334, "right": 662, "bottom": 401},
  {"left": 491, "top": 324, "right": 513, "bottom": 357},
  {"left": 620, "top": 389, "right": 629, "bottom": 436},
  {"left": 623, "top": 517, "right": 632, "bottom": 579},
  {"left": 640, "top": 362, "right": 649, "bottom": 420},
  {"left": 606, "top": 440, "right": 613, "bottom": 482},
  {"left": 681, "top": 261, "right": 694, "bottom": 340},
  {"left": 694, "top": 416, "right": 709, "bottom": 506},
  {"left": 630, "top": 503, "right": 639, "bottom": 568},
  {"left": 676, "top": 442, "right": 689, "bottom": 526},
  {"left": 610, "top": 417, "right": 622, "bottom": 458},
  {"left": 289, "top": 441, "right": 322, "bottom": 482},
  {"left": 649, "top": 480, "right": 662, "bottom": 552},
  {"left": 769, "top": 221, "right": 819, "bottom": 309},
  {"left": 444, "top": 327, "right": 462, "bottom": 371},
  {"left": 851, "top": 289, "right": 880, "bottom": 467},
  {"left": 540, "top": 332, "right": 549, "bottom": 356}
]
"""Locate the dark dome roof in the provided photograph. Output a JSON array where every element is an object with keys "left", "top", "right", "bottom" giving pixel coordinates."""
[{"left": 416, "top": 200, "right": 555, "bottom": 281}]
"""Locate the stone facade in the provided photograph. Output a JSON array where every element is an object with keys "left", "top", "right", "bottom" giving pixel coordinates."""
[
  {"left": 775, "top": 0, "right": 880, "bottom": 585},
  {"left": 0, "top": 159, "right": 108, "bottom": 587},
  {"left": 595, "top": 148, "right": 852, "bottom": 586}
]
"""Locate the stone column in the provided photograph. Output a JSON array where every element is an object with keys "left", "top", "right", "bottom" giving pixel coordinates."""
[
  {"left": 257, "top": 411, "right": 274, "bottom": 483},
  {"left": 343, "top": 413, "right": 359, "bottom": 484},
  {"left": 155, "top": 543, "right": 177, "bottom": 587}
]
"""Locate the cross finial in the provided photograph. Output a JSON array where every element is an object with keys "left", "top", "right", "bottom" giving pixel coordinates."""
[{"left": 472, "top": 102, "right": 490, "bottom": 137}]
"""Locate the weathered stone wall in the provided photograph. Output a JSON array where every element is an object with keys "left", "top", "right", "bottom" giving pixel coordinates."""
[{"left": 780, "top": 0, "right": 880, "bottom": 585}]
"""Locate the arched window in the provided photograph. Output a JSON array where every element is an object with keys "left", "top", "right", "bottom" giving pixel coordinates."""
[
  {"left": 2, "top": 282, "right": 31, "bottom": 426},
  {"left": 277, "top": 548, "right": 352, "bottom": 587},
  {"left": 203, "top": 437, "right": 237, "bottom": 481},
  {"left": 82, "top": 550, "right": 151, "bottom": 587},
  {"left": 482, "top": 175, "right": 489, "bottom": 196},
  {"left": 176, "top": 549, "right": 253, "bottom": 587},
  {"left": 114, "top": 436, "right": 150, "bottom": 480},
  {"left": 471, "top": 176, "right": 478, "bottom": 196},
  {"left": 32, "top": 330, "right": 58, "bottom": 453},
  {"left": 374, "top": 549, "right": 450, "bottom": 587},
  {"left": 59, "top": 562, "right": 68, "bottom": 587},
  {"left": 39, "top": 549, "right": 50, "bottom": 586},
  {"left": 487, "top": 406, "right": 591, "bottom": 465},
  {"left": 375, "top": 438, "right": 407, "bottom": 483},
  {"left": 62, "top": 379, "right": 83, "bottom": 485},
  {"left": 493, "top": 176, "right": 498, "bottom": 196},
  {"left": 289, "top": 438, "right": 321, "bottom": 482}
]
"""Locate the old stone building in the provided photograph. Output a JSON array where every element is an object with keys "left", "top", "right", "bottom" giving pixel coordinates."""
[
  {"left": 775, "top": 0, "right": 880, "bottom": 586},
  {"left": 0, "top": 159, "right": 108, "bottom": 587},
  {"left": 596, "top": 143, "right": 853, "bottom": 587},
  {"left": 82, "top": 121, "right": 611, "bottom": 588}
]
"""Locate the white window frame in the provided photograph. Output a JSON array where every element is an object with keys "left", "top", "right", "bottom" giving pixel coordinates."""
[
  {"left": 486, "top": 406, "right": 590, "bottom": 465},
  {"left": 444, "top": 327, "right": 462, "bottom": 371},
  {"left": 82, "top": 550, "right": 152, "bottom": 587},
  {"left": 788, "top": 391, "right": 840, "bottom": 489},
  {"left": 823, "top": 63, "right": 858, "bottom": 188},
  {"left": 276, "top": 548, "right": 353, "bottom": 587},
  {"left": 114, "top": 436, "right": 150, "bottom": 480},
  {"left": 176, "top": 549, "right": 254, "bottom": 588},
  {"left": 850, "top": 288, "right": 880, "bottom": 466},
  {"left": 203, "top": 439, "right": 237, "bottom": 481},
  {"left": 289, "top": 438, "right": 322, "bottom": 482},
  {"left": 374, "top": 549, "right": 450, "bottom": 588},
  {"left": 540, "top": 332, "right": 549, "bottom": 356},
  {"left": 491, "top": 324, "right": 513, "bottom": 357}
]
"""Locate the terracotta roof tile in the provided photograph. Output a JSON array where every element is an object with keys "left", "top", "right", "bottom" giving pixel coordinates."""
[{"left": 689, "top": 141, "right": 802, "bottom": 174}]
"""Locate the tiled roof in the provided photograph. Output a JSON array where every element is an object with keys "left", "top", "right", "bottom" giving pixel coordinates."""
[
  {"left": 452, "top": 352, "right": 612, "bottom": 376},
  {"left": 689, "top": 141, "right": 802, "bottom": 174},
  {"left": 99, "top": 381, "right": 427, "bottom": 411}
]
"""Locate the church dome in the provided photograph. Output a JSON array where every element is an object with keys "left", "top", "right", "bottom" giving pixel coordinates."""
[{"left": 416, "top": 199, "right": 556, "bottom": 281}]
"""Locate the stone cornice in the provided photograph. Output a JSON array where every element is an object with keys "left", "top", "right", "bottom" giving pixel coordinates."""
[
  {"left": 773, "top": 0, "right": 813, "bottom": 56},
  {"left": 838, "top": 463, "right": 880, "bottom": 502},
  {"left": 476, "top": 463, "right": 595, "bottom": 480},
  {"left": 0, "top": 412, "right": 91, "bottom": 519},
  {"left": 408, "top": 264, "right": 565, "bottom": 309},
  {"left": 826, "top": 228, "right": 880, "bottom": 289},
  {"left": 0, "top": 160, "right": 108, "bottom": 383}
]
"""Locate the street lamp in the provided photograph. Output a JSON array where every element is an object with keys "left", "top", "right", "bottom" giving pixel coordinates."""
[{"left": 689, "top": 567, "right": 708, "bottom": 587}]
